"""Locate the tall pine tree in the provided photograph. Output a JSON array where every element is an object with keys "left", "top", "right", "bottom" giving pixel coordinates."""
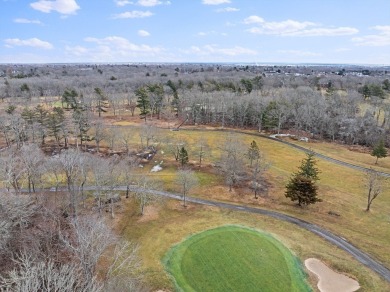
[
  {"left": 135, "top": 87, "right": 150, "bottom": 122},
  {"left": 297, "top": 152, "right": 320, "bottom": 181},
  {"left": 285, "top": 152, "right": 321, "bottom": 206},
  {"left": 247, "top": 140, "right": 260, "bottom": 166},
  {"left": 371, "top": 140, "right": 387, "bottom": 164},
  {"left": 178, "top": 146, "right": 189, "bottom": 167}
]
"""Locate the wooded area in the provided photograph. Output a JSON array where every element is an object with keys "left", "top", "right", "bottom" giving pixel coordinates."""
[{"left": 1, "top": 63, "right": 390, "bottom": 291}]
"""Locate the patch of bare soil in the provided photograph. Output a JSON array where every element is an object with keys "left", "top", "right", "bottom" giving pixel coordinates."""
[
  {"left": 171, "top": 201, "right": 198, "bottom": 212},
  {"left": 137, "top": 205, "right": 160, "bottom": 222},
  {"left": 305, "top": 258, "right": 360, "bottom": 292},
  {"left": 346, "top": 144, "right": 371, "bottom": 154}
]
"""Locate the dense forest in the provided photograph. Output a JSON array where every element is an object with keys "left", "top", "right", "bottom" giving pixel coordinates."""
[{"left": 1, "top": 63, "right": 390, "bottom": 148}]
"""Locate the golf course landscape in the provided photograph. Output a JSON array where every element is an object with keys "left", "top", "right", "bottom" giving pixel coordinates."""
[{"left": 163, "top": 225, "right": 311, "bottom": 292}]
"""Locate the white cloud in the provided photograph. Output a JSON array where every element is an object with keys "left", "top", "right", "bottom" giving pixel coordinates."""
[
  {"left": 216, "top": 7, "right": 239, "bottom": 12},
  {"left": 278, "top": 50, "right": 321, "bottom": 57},
  {"left": 113, "top": 10, "right": 154, "bottom": 19},
  {"left": 30, "top": 0, "right": 80, "bottom": 15},
  {"left": 244, "top": 15, "right": 359, "bottom": 37},
  {"left": 243, "top": 16, "right": 264, "bottom": 24},
  {"left": 137, "top": 0, "right": 163, "bottom": 6},
  {"left": 247, "top": 19, "right": 315, "bottom": 35},
  {"left": 115, "top": 0, "right": 133, "bottom": 6},
  {"left": 185, "top": 45, "right": 257, "bottom": 56},
  {"left": 138, "top": 29, "right": 150, "bottom": 36},
  {"left": 84, "top": 36, "right": 161, "bottom": 53},
  {"left": 202, "top": 0, "right": 230, "bottom": 5},
  {"left": 352, "top": 26, "right": 390, "bottom": 46},
  {"left": 13, "top": 18, "right": 42, "bottom": 24},
  {"left": 65, "top": 36, "right": 164, "bottom": 62},
  {"left": 197, "top": 31, "right": 227, "bottom": 37},
  {"left": 287, "top": 27, "right": 358, "bottom": 37},
  {"left": 334, "top": 48, "right": 351, "bottom": 52},
  {"left": 65, "top": 45, "right": 88, "bottom": 56},
  {"left": 4, "top": 38, "right": 53, "bottom": 49},
  {"left": 115, "top": 0, "right": 170, "bottom": 6},
  {"left": 197, "top": 31, "right": 216, "bottom": 36}
]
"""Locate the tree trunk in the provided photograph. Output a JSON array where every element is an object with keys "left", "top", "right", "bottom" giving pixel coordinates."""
[{"left": 111, "top": 200, "right": 115, "bottom": 219}]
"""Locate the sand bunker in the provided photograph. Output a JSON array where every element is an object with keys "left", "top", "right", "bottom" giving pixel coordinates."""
[{"left": 305, "top": 258, "right": 360, "bottom": 292}]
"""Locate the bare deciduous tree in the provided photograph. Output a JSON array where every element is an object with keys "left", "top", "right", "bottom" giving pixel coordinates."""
[
  {"left": 0, "top": 192, "right": 36, "bottom": 252},
  {"left": 89, "top": 157, "right": 119, "bottom": 217},
  {"left": 104, "top": 241, "right": 143, "bottom": 291},
  {"left": 139, "top": 123, "right": 157, "bottom": 149},
  {"left": 0, "top": 253, "right": 102, "bottom": 292},
  {"left": 197, "top": 137, "right": 210, "bottom": 167},
  {"left": 119, "top": 130, "right": 133, "bottom": 156},
  {"left": 250, "top": 154, "right": 270, "bottom": 199},
  {"left": 92, "top": 119, "right": 106, "bottom": 153},
  {"left": 219, "top": 134, "right": 246, "bottom": 191},
  {"left": 176, "top": 169, "right": 198, "bottom": 207},
  {"left": 61, "top": 216, "right": 116, "bottom": 282},
  {"left": 106, "top": 127, "right": 120, "bottom": 152},
  {"left": 19, "top": 143, "right": 45, "bottom": 193},
  {"left": 118, "top": 156, "right": 138, "bottom": 199},
  {"left": 57, "top": 149, "right": 85, "bottom": 216},
  {"left": 365, "top": 169, "right": 386, "bottom": 211},
  {"left": 132, "top": 177, "right": 161, "bottom": 215},
  {"left": 0, "top": 148, "right": 25, "bottom": 193}
]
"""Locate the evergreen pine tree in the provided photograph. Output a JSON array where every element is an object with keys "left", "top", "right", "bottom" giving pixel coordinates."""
[
  {"left": 285, "top": 152, "right": 321, "bottom": 206},
  {"left": 371, "top": 140, "right": 387, "bottom": 164},
  {"left": 135, "top": 87, "right": 150, "bottom": 122},
  {"left": 297, "top": 152, "right": 320, "bottom": 181},
  {"left": 285, "top": 175, "right": 321, "bottom": 206},
  {"left": 247, "top": 140, "right": 260, "bottom": 166},
  {"left": 178, "top": 146, "right": 189, "bottom": 167}
]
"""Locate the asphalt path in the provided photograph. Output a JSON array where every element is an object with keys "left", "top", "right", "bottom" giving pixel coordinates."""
[
  {"left": 180, "top": 127, "right": 390, "bottom": 177},
  {"left": 8, "top": 126, "right": 390, "bottom": 282},
  {"left": 72, "top": 185, "right": 390, "bottom": 282},
  {"left": 108, "top": 123, "right": 390, "bottom": 176},
  {"left": 101, "top": 125, "right": 390, "bottom": 281}
]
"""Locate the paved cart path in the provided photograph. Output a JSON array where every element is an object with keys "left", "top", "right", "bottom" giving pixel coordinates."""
[{"left": 64, "top": 184, "right": 390, "bottom": 283}]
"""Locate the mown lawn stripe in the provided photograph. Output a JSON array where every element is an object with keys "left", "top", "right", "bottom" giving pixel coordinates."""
[{"left": 163, "top": 225, "right": 311, "bottom": 292}]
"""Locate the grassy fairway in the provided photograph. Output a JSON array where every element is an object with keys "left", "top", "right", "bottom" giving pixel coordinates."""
[{"left": 163, "top": 225, "right": 311, "bottom": 292}]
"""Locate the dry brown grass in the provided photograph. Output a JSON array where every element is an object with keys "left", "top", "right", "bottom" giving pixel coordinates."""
[
  {"left": 105, "top": 124, "right": 390, "bottom": 291},
  {"left": 114, "top": 198, "right": 389, "bottom": 291}
]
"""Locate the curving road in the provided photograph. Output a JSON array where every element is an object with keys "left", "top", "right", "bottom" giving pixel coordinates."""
[
  {"left": 13, "top": 126, "right": 389, "bottom": 282},
  {"left": 109, "top": 124, "right": 390, "bottom": 176},
  {"left": 180, "top": 127, "right": 390, "bottom": 177},
  {"left": 70, "top": 185, "right": 390, "bottom": 283}
]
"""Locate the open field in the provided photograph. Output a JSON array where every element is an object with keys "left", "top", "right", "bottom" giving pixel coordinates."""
[
  {"left": 284, "top": 136, "right": 390, "bottom": 173},
  {"left": 2, "top": 103, "right": 390, "bottom": 290},
  {"left": 115, "top": 199, "right": 390, "bottom": 291},
  {"left": 39, "top": 118, "right": 390, "bottom": 278},
  {"left": 163, "top": 225, "right": 311, "bottom": 292},
  {"left": 102, "top": 124, "right": 390, "bottom": 274}
]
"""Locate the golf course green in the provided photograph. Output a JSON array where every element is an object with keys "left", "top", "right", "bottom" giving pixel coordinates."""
[{"left": 163, "top": 225, "right": 311, "bottom": 292}]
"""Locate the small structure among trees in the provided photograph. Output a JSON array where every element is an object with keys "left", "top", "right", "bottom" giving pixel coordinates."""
[{"left": 285, "top": 152, "right": 322, "bottom": 206}]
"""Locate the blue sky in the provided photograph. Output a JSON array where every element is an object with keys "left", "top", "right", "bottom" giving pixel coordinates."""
[{"left": 1, "top": 0, "right": 390, "bottom": 64}]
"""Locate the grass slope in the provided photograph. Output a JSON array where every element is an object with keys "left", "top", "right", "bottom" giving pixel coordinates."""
[{"left": 163, "top": 225, "right": 311, "bottom": 292}]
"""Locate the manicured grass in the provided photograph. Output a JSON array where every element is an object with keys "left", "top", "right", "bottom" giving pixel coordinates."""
[
  {"left": 109, "top": 124, "right": 390, "bottom": 290},
  {"left": 163, "top": 225, "right": 311, "bottom": 292}
]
